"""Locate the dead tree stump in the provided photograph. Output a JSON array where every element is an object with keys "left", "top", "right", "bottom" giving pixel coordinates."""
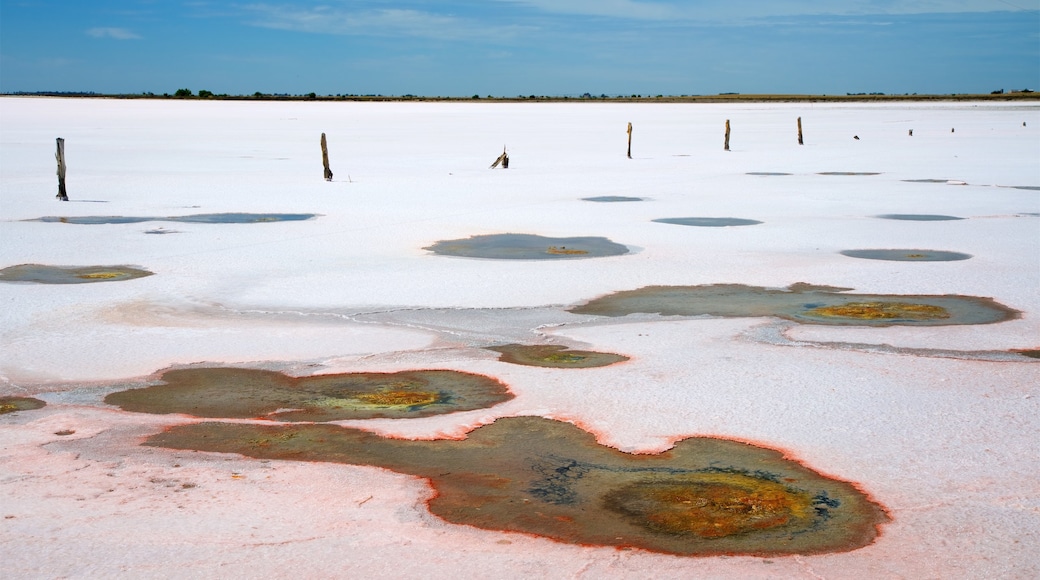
[
  {"left": 797, "top": 117, "right": 804, "bottom": 145},
  {"left": 55, "top": 138, "right": 68, "bottom": 201},
  {"left": 627, "top": 122, "right": 633, "bottom": 159},
  {"left": 320, "top": 133, "right": 333, "bottom": 181},
  {"left": 724, "top": 120, "right": 731, "bottom": 151}
]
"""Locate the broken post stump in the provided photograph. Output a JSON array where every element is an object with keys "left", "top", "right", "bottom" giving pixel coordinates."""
[
  {"left": 490, "top": 146, "right": 509, "bottom": 169},
  {"left": 797, "top": 117, "right": 804, "bottom": 145},
  {"left": 320, "top": 133, "right": 333, "bottom": 181},
  {"left": 55, "top": 138, "right": 68, "bottom": 201},
  {"left": 724, "top": 120, "right": 731, "bottom": 151},
  {"left": 627, "top": 122, "right": 633, "bottom": 159}
]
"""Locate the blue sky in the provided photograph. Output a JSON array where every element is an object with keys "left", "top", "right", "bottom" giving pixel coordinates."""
[{"left": 1, "top": 1, "right": 1038, "bottom": 96}]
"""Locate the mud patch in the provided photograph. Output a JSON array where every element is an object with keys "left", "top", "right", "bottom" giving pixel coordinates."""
[
  {"left": 0, "top": 396, "right": 46, "bottom": 415},
  {"left": 0, "top": 264, "right": 154, "bottom": 284},
  {"left": 875, "top": 214, "right": 964, "bottom": 221},
  {"left": 105, "top": 367, "right": 513, "bottom": 421},
  {"left": 840, "top": 249, "right": 972, "bottom": 262},
  {"left": 568, "top": 283, "right": 1015, "bottom": 326},
  {"left": 145, "top": 416, "right": 888, "bottom": 556},
  {"left": 29, "top": 213, "right": 317, "bottom": 224},
  {"left": 652, "top": 218, "right": 762, "bottom": 228},
  {"left": 582, "top": 196, "right": 644, "bottom": 202},
  {"left": 487, "top": 344, "right": 629, "bottom": 368},
  {"left": 424, "top": 234, "right": 629, "bottom": 260}
]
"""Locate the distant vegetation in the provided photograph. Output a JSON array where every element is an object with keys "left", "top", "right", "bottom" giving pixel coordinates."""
[{"left": 3, "top": 89, "right": 1037, "bottom": 103}]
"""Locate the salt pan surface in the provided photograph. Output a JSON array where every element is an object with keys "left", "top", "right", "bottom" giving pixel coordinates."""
[{"left": 1, "top": 97, "right": 1038, "bottom": 578}]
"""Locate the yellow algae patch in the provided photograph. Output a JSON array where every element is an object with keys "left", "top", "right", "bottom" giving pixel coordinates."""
[
  {"left": 76, "top": 271, "right": 125, "bottom": 280},
  {"left": 546, "top": 246, "right": 589, "bottom": 255},
  {"left": 605, "top": 473, "right": 815, "bottom": 539},
  {"left": 807, "top": 302, "right": 949, "bottom": 321}
]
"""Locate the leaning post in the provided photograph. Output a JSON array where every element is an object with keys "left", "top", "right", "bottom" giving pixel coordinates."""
[
  {"left": 320, "top": 133, "right": 333, "bottom": 181},
  {"left": 797, "top": 117, "right": 804, "bottom": 145},
  {"left": 724, "top": 120, "right": 731, "bottom": 151},
  {"left": 55, "top": 138, "right": 69, "bottom": 201}
]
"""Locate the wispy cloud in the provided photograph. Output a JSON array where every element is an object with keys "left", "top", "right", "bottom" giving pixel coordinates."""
[
  {"left": 497, "top": 0, "right": 1039, "bottom": 21},
  {"left": 86, "top": 27, "right": 142, "bottom": 40},
  {"left": 240, "top": 4, "right": 533, "bottom": 41}
]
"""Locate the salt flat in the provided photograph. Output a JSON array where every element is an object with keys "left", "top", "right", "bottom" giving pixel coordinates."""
[{"left": 1, "top": 97, "right": 1038, "bottom": 578}]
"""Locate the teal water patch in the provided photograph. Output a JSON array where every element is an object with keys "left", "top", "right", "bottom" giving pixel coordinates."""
[
  {"left": 29, "top": 213, "right": 317, "bottom": 224},
  {"left": 582, "top": 196, "right": 644, "bottom": 202},
  {"left": 653, "top": 217, "right": 762, "bottom": 227},
  {"left": 840, "top": 249, "right": 971, "bottom": 262},
  {"left": 425, "top": 234, "right": 629, "bottom": 260},
  {"left": 875, "top": 214, "right": 964, "bottom": 221},
  {"left": 568, "top": 283, "right": 1016, "bottom": 327},
  {"left": 0, "top": 264, "right": 154, "bottom": 284}
]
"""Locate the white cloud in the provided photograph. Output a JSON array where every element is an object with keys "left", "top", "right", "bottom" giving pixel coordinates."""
[
  {"left": 86, "top": 27, "right": 142, "bottom": 40},
  {"left": 497, "top": 0, "right": 1039, "bottom": 20},
  {"left": 240, "top": 4, "right": 532, "bottom": 41}
]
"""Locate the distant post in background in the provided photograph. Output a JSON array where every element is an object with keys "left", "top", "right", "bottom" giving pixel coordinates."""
[
  {"left": 55, "top": 138, "right": 69, "bottom": 201},
  {"left": 627, "top": 122, "right": 633, "bottom": 159},
  {"left": 797, "top": 117, "right": 804, "bottom": 145},
  {"left": 320, "top": 133, "right": 333, "bottom": 181},
  {"left": 724, "top": 120, "right": 731, "bottom": 151}
]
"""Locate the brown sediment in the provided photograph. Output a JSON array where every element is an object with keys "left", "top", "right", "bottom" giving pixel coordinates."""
[
  {"left": 144, "top": 416, "right": 889, "bottom": 557},
  {"left": 568, "top": 283, "right": 1017, "bottom": 327},
  {"left": 104, "top": 367, "right": 512, "bottom": 421},
  {"left": 0, "top": 396, "right": 46, "bottom": 414},
  {"left": 546, "top": 246, "right": 589, "bottom": 255},
  {"left": 488, "top": 344, "right": 629, "bottom": 368},
  {"left": 0, "top": 264, "right": 154, "bottom": 284},
  {"left": 1011, "top": 349, "right": 1040, "bottom": 359}
]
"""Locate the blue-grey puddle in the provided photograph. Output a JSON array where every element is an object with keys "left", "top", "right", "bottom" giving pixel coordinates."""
[
  {"left": 27, "top": 213, "right": 317, "bottom": 224},
  {"left": 582, "top": 196, "right": 644, "bottom": 202},
  {"left": 840, "top": 249, "right": 972, "bottom": 262},
  {"left": 424, "top": 233, "right": 629, "bottom": 260},
  {"left": 818, "top": 172, "right": 881, "bottom": 176},
  {"left": 568, "top": 283, "right": 1015, "bottom": 326},
  {"left": 0, "top": 264, "right": 154, "bottom": 284},
  {"left": 653, "top": 217, "right": 762, "bottom": 227},
  {"left": 875, "top": 214, "right": 964, "bottom": 221}
]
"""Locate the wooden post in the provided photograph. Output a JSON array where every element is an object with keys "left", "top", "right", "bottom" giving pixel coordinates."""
[
  {"left": 724, "top": 120, "right": 731, "bottom": 151},
  {"left": 797, "top": 117, "right": 804, "bottom": 145},
  {"left": 320, "top": 133, "right": 333, "bottom": 181},
  {"left": 626, "top": 122, "right": 633, "bottom": 159},
  {"left": 55, "top": 138, "right": 68, "bottom": 201},
  {"left": 490, "top": 146, "right": 509, "bottom": 169}
]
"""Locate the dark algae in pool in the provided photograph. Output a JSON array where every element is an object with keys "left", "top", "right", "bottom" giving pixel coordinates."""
[
  {"left": 567, "top": 283, "right": 1017, "bottom": 326},
  {"left": 488, "top": 344, "right": 629, "bottom": 368},
  {"left": 105, "top": 367, "right": 513, "bottom": 421},
  {"left": 144, "top": 416, "right": 889, "bottom": 557}
]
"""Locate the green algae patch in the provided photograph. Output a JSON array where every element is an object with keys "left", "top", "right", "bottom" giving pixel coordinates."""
[
  {"left": 105, "top": 367, "right": 513, "bottom": 422},
  {"left": 0, "top": 264, "right": 154, "bottom": 284},
  {"left": 144, "top": 416, "right": 889, "bottom": 557},
  {"left": 568, "top": 283, "right": 1017, "bottom": 327},
  {"left": 0, "top": 396, "right": 46, "bottom": 415},
  {"left": 424, "top": 234, "right": 629, "bottom": 260},
  {"left": 488, "top": 344, "right": 630, "bottom": 368}
]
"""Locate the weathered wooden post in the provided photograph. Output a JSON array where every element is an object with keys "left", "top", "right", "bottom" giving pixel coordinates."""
[
  {"left": 797, "top": 117, "right": 804, "bottom": 145},
  {"left": 320, "top": 133, "right": 333, "bottom": 181},
  {"left": 627, "top": 122, "right": 633, "bottom": 159},
  {"left": 908, "top": 129, "right": 913, "bottom": 136},
  {"left": 724, "top": 120, "right": 731, "bottom": 151},
  {"left": 490, "top": 146, "right": 509, "bottom": 169},
  {"left": 55, "top": 138, "right": 68, "bottom": 201}
]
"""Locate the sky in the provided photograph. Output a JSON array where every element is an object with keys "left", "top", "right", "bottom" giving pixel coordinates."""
[{"left": 1, "top": 1, "right": 1038, "bottom": 96}]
